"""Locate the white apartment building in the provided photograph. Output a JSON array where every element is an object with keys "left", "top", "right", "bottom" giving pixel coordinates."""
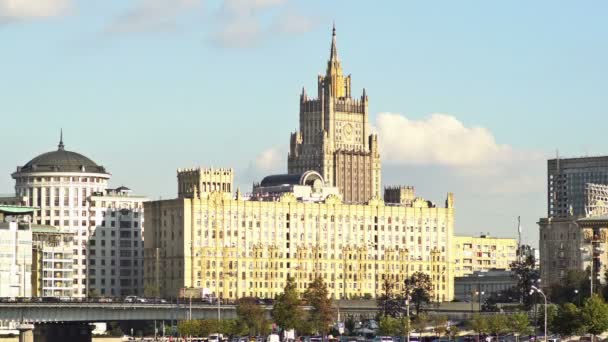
[
  {"left": 11, "top": 135, "right": 146, "bottom": 297},
  {"left": 88, "top": 187, "right": 147, "bottom": 297}
]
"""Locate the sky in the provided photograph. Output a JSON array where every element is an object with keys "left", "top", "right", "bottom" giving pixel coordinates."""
[{"left": 1, "top": 0, "right": 607, "bottom": 247}]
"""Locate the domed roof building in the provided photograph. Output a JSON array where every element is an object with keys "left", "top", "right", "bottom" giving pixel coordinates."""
[{"left": 11, "top": 133, "right": 146, "bottom": 298}]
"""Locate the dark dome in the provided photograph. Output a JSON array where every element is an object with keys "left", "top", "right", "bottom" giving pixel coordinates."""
[
  {"left": 260, "top": 171, "right": 324, "bottom": 187},
  {"left": 17, "top": 138, "right": 108, "bottom": 174}
]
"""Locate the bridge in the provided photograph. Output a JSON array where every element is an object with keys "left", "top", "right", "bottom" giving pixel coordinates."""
[{"left": 0, "top": 300, "right": 477, "bottom": 341}]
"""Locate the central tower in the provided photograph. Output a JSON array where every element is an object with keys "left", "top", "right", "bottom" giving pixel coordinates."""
[{"left": 288, "top": 25, "right": 381, "bottom": 203}]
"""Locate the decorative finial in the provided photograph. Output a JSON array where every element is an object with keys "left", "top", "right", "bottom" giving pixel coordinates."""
[
  {"left": 329, "top": 22, "right": 338, "bottom": 61},
  {"left": 58, "top": 129, "right": 65, "bottom": 151},
  {"left": 332, "top": 21, "right": 336, "bottom": 36}
]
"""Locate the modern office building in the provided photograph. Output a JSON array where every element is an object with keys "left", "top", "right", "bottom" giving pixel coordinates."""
[
  {"left": 288, "top": 25, "right": 381, "bottom": 204},
  {"left": 144, "top": 168, "right": 455, "bottom": 301},
  {"left": 548, "top": 156, "right": 608, "bottom": 217},
  {"left": 453, "top": 235, "right": 517, "bottom": 277},
  {"left": 0, "top": 205, "right": 34, "bottom": 298},
  {"left": 11, "top": 135, "right": 147, "bottom": 297}
]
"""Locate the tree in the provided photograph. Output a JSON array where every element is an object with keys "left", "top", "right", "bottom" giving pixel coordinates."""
[
  {"left": 272, "top": 277, "right": 304, "bottom": 332},
  {"left": 551, "top": 303, "right": 585, "bottom": 337},
  {"left": 509, "top": 312, "right": 532, "bottom": 340},
  {"left": 303, "top": 276, "right": 334, "bottom": 335},
  {"left": 547, "top": 270, "right": 589, "bottom": 305},
  {"left": 236, "top": 297, "right": 269, "bottom": 336},
  {"left": 581, "top": 295, "right": 608, "bottom": 339},
  {"left": 430, "top": 315, "right": 448, "bottom": 337},
  {"left": 345, "top": 316, "right": 356, "bottom": 335},
  {"left": 412, "top": 312, "right": 429, "bottom": 336},
  {"left": 397, "top": 316, "right": 412, "bottom": 337},
  {"left": 178, "top": 320, "right": 202, "bottom": 337},
  {"left": 486, "top": 315, "right": 508, "bottom": 340},
  {"left": 448, "top": 325, "right": 460, "bottom": 341},
  {"left": 378, "top": 277, "right": 403, "bottom": 318},
  {"left": 510, "top": 245, "right": 540, "bottom": 310},
  {"left": 378, "top": 316, "right": 400, "bottom": 336},
  {"left": 405, "top": 272, "right": 433, "bottom": 315},
  {"left": 468, "top": 314, "right": 488, "bottom": 341}
]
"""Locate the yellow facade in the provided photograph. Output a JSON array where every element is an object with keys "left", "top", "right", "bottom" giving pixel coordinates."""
[
  {"left": 144, "top": 190, "right": 455, "bottom": 301},
  {"left": 453, "top": 235, "right": 517, "bottom": 277}
]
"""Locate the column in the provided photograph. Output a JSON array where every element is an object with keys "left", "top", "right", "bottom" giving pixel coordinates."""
[{"left": 18, "top": 323, "right": 34, "bottom": 342}]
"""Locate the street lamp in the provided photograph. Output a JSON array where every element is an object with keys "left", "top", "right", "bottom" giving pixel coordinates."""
[{"left": 530, "top": 285, "right": 547, "bottom": 342}]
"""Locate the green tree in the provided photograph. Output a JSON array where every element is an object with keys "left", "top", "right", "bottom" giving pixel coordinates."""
[
  {"left": 378, "top": 316, "right": 400, "bottom": 336},
  {"left": 345, "top": 316, "right": 356, "bottom": 334},
  {"left": 272, "top": 277, "right": 304, "bottom": 332},
  {"left": 510, "top": 245, "right": 540, "bottom": 310},
  {"left": 378, "top": 277, "right": 403, "bottom": 318},
  {"left": 551, "top": 303, "right": 585, "bottom": 337},
  {"left": 448, "top": 325, "right": 460, "bottom": 341},
  {"left": 581, "top": 295, "right": 608, "bottom": 339},
  {"left": 199, "top": 320, "right": 220, "bottom": 337},
  {"left": 412, "top": 312, "right": 429, "bottom": 335},
  {"left": 486, "top": 315, "right": 508, "bottom": 340},
  {"left": 178, "top": 320, "right": 202, "bottom": 337},
  {"left": 468, "top": 314, "right": 488, "bottom": 340},
  {"left": 548, "top": 270, "right": 589, "bottom": 305},
  {"left": 236, "top": 297, "right": 268, "bottom": 336},
  {"left": 397, "top": 316, "right": 412, "bottom": 337},
  {"left": 405, "top": 272, "right": 433, "bottom": 315},
  {"left": 430, "top": 315, "right": 448, "bottom": 337},
  {"left": 108, "top": 322, "right": 124, "bottom": 337},
  {"left": 303, "top": 276, "right": 334, "bottom": 335},
  {"left": 509, "top": 312, "right": 532, "bottom": 340}
]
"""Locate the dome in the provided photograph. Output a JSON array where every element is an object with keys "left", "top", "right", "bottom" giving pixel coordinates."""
[
  {"left": 16, "top": 135, "right": 108, "bottom": 174},
  {"left": 260, "top": 170, "right": 324, "bottom": 187}
]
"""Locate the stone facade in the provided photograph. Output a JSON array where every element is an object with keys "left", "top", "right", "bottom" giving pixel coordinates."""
[
  {"left": 144, "top": 169, "right": 455, "bottom": 301},
  {"left": 288, "top": 26, "right": 381, "bottom": 204},
  {"left": 453, "top": 235, "right": 517, "bottom": 277}
]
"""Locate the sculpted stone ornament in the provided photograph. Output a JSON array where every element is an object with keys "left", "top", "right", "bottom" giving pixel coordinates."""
[
  {"left": 583, "top": 228, "right": 594, "bottom": 242},
  {"left": 600, "top": 229, "right": 608, "bottom": 243}
]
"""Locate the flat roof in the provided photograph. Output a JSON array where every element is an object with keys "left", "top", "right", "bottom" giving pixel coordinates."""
[{"left": 0, "top": 205, "right": 37, "bottom": 214}]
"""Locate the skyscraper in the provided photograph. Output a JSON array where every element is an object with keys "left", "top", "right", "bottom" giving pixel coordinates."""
[
  {"left": 548, "top": 156, "right": 608, "bottom": 217},
  {"left": 288, "top": 25, "right": 381, "bottom": 203}
]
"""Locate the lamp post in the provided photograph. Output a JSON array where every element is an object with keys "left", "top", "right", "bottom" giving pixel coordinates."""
[{"left": 531, "top": 285, "right": 547, "bottom": 342}]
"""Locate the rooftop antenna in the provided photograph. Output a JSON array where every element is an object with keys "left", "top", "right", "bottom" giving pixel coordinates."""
[{"left": 517, "top": 216, "right": 522, "bottom": 262}]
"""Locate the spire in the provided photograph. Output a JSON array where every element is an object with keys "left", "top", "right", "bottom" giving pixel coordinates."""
[
  {"left": 329, "top": 22, "right": 338, "bottom": 62},
  {"left": 58, "top": 129, "right": 65, "bottom": 151}
]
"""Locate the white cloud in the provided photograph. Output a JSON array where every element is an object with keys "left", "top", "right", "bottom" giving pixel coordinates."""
[
  {"left": 0, "top": 0, "right": 70, "bottom": 22},
  {"left": 376, "top": 112, "right": 519, "bottom": 166},
  {"left": 375, "top": 112, "right": 546, "bottom": 195},
  {"left": 253, "top": 145, "right": 284, "bottom": 174},
  {"left": 210, "top": 0, "right": 317, "bottom": 48},
  {"left": 103, "top": 0, "right": 201, "bottom": 34}
]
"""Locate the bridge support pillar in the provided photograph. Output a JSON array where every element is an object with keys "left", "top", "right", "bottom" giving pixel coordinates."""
[
  {"left": 17, "top": 323, "right": 34, "bottom": 342},
  {"left": 34, "top": 323, "right": 93, "bottom": 342}
]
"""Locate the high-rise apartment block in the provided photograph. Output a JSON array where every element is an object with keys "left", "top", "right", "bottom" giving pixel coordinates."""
[
  {"left": 288, "top": 26, "right": 381, "bottom": 204},
  {"left": 452, "top": 235, "right": 517, "bottom": 277}
]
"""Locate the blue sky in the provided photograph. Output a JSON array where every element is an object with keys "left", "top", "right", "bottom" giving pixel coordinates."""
[{"left": 1, "top": 0, "right": 607, "bottom": 246}]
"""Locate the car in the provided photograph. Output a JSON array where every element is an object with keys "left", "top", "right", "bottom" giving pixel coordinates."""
[
  {"left": 373, "top": 337, "right": 394, "bottom": 342},
  {"left": 124, "top": 296, "right": 138, "bottom": 303}
]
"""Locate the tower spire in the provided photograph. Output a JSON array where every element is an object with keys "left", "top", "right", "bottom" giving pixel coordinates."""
[
  {"left": 58, "top": 129, "right": 65, "bottom": 151},
  {"left": 329, "top": 22, "right": 338, "bottom": 62}
]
